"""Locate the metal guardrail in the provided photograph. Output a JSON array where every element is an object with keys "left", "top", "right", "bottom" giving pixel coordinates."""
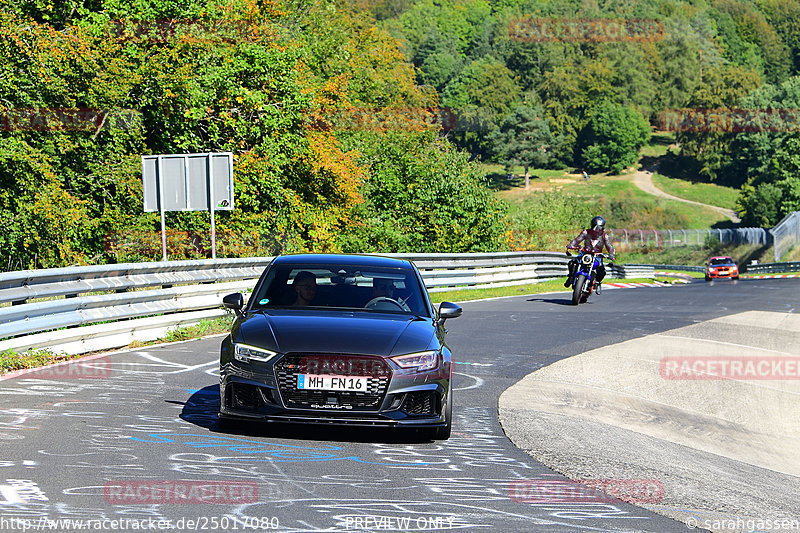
[
  {"left": 608, "top": 264, "right": 655, "bottom": 279},
  {"left": 624, "top": 263, "right": 705, "bottom": 273},
  {"left": 0, "top": 252, "right": 578, "bottom": 356},
  {"left": 745, "top": 261, "right": 800, "bottom": 274}
]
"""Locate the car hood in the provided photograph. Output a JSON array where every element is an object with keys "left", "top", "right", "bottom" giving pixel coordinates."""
[{"left": 237, "top": 309, "right": 436, "bottom": 357}]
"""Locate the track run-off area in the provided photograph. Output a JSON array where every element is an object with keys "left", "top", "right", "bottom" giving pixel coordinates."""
[{"left": 1, "top": 278, "right": 799, "bottom": 533}]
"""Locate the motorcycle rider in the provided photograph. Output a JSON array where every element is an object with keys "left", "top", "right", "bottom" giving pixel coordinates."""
[{"left": 564, "top": 216, "right": 616, "bottom": 293}]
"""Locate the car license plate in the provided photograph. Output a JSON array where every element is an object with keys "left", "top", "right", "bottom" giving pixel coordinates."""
[{"left": 297, "top": 374, "right": 368, "bottom": 391}]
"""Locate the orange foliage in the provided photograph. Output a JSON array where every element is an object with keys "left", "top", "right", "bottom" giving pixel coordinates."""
[{"left": 306, "top": 131, "right": 366, "bottom": 209}]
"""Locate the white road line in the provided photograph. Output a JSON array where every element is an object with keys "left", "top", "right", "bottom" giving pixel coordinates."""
[{"left": 454, "top": 372, "right": 484, "bottom": 391}]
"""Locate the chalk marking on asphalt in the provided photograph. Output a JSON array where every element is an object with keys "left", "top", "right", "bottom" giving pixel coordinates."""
[
  {"left": 110, "top": 352, "right": 219, "bottom": 374},
  {"left": 0, "top": 485, "right": 24, "bottom": 504},
  {"left": 454, "top": 373, "right": 484, "bottom": 391}
]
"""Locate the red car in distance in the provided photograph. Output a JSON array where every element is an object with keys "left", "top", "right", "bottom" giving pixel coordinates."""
[{"left": 705, "top": 256, "right": 739, "bottom": 281}]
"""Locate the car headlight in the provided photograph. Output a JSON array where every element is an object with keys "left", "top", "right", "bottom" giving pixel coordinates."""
[
  {"left": 233, "top": 343, "right": 279, "bottom": 363},
  {"left": 391, "top": 350, "right": 439, "bottom": 372}
]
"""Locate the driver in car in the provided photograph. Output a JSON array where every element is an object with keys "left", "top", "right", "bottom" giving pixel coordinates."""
[
  {"left": 366, "top": 278, "right": 411, "bottom": 311},
  {"left": 372, "top": 278, "right": 395, "bottom": 299}
]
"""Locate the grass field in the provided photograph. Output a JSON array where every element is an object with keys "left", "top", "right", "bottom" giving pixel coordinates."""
[
  {"left": 500, "top": 172, "right": 730, "bottom": 230},
  {"left": 651, "top": 173, "right": 740, "bottom": 210},
  {"left": 783, "top": 245, "right": 800, "bottom": 262},
  {"left": 639, "top": 131, "right": 676, "bottom": 158}
]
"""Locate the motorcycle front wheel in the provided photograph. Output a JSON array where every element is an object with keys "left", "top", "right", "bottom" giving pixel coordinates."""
[{"left": 572, "top": 274, "right": 587, "bottom": 305}]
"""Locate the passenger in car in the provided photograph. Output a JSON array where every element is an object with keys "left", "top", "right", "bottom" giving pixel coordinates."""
[{"left": 291, "top": 271, "right": 317, "bottom": 306}]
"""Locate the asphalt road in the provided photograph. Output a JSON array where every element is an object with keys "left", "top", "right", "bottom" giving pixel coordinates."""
[{"left": 1, "top": 277, "right": 797, "bottom": 533}]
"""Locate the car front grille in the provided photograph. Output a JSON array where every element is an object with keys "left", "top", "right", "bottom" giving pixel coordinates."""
[
  {"left": 401, "top": 391, "right": 437, "bottom": 416},
  {"left": 274, "top": 354, "right": 392, "bottom": 411}
]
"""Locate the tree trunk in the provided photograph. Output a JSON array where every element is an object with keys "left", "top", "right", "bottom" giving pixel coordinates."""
[{"left": 524, "top": 165, "right": 530, "bottom": 189}]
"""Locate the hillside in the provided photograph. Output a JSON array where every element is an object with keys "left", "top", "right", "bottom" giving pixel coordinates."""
[{"left": 1, "top": 0, "right": 799, "bottom": 269}]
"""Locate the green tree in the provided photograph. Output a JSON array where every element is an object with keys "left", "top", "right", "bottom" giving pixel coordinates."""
[
  {"left": 442, "top": 57, "right": 522, "bottom": 157},
  {"left": 538, "top": 60, "right": 616, "bottom": 160},
  {"left": 758, "top": 0, "right": 800, "bottom": 76},
  {"left": 0, "top": 0, "right": 468, "bottom": 268},
  {"left": 712, "top": 0, "right": 790, "bottom": 84},
  {"left": 577, "top": 101, "right": 651, "bottom": 175},
  {"left": 676, "top": 64, "right": 761, "bottom": 179},
  {"left": 489, "top": 104, "right": 554, "bottom": 188},
  {"left": 737, "top": 180, "right": 782, "bottom": 226},
  {"left": 737, "top": 134, "right": 800, "bottom": 226},
  {"left": 342, "top": 133, "right": 509, "bottom": 252}
]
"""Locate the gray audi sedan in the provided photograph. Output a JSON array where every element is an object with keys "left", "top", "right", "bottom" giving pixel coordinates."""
[{"left": 219, "top": 254, "right": 461, "bottom": 439}]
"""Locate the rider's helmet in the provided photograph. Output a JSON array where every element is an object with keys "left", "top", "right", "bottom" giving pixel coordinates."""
[{"left": 590, "top": 216, "right": 605, "bottom": 232}]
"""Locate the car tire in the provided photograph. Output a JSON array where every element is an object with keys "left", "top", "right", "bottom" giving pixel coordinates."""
[{"left": 433, "top": 389, "right": 453, "bottom": 440}]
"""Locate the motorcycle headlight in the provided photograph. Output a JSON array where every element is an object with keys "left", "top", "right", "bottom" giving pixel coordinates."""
[
  {"left": 581, "top": 254, "right": 593, "bottom": 265},
  {"left": 233, "top": 343, "right": 279, "bottom": 363},
  {"left": 391, "top": 350, "right": 439, "bottom": 372}
]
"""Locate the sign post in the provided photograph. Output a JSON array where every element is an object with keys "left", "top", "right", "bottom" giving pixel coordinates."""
[{"left": 142, "top": 153, "right": 234, "bottom": 261}]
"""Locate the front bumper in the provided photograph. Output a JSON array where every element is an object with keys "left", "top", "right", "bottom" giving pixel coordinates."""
[
  {"left": 707, "top": 269, "right": 738, "bottom": 278},
  {"left": 219, "top": 361, "right": 449, "bottom": 428}
]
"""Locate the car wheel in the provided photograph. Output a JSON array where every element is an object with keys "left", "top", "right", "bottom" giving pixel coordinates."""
[{"left": 432, "top": 389, "right": 453, "bottom": 440}]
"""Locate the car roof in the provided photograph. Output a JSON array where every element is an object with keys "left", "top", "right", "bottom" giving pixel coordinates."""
[
  {"left": 709, "top": 256, "right": 734, "bottom": 261},
  {"left": 270, "top": 253, "right": 415, "bottom": 269}
]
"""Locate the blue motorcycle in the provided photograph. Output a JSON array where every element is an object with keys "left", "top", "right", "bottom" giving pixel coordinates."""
[{"left": 568, "top": 252, "right": 607, "bottom": 305}]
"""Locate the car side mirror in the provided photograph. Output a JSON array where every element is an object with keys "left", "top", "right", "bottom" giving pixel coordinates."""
[
  {"left": 223, "top": 293, "right": 244, "bottom": 315},
  {"left": 437, "top": 302, "right": 462, "bottom": 325}
]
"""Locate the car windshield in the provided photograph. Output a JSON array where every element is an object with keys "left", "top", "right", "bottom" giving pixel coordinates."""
[
  {"left": 710, "top": 258, "right": 735, "bottom": 265},
  {"left": 249, "top": 263, "right": 429, "bottom": 316}
]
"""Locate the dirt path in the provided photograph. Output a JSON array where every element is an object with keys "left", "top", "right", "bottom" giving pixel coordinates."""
[{"left": 633, "top": 168, "right": 741, "bottom": 223}]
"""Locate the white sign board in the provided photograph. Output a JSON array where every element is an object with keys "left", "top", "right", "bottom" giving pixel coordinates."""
[
  {"left": 141, "top": 153, "right": 234, "bottom": 260},
  {"left": 142, "top": 153, "right": 233, "bottom": 212}
]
